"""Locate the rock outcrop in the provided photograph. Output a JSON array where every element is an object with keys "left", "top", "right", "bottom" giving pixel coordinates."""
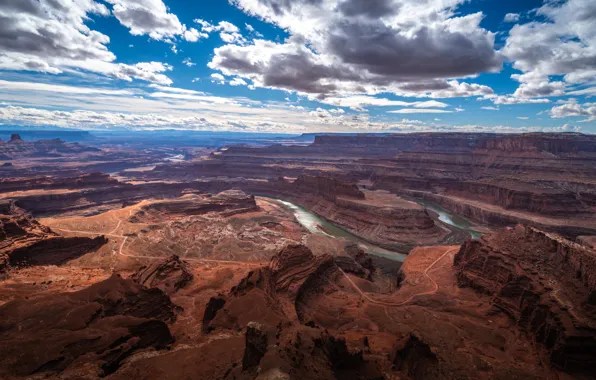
[
  {"left": 8, "top": 134, "right": 23, "bottom": 143},
  {"left": 454, "top": 226, "right": 596, "bottom": 375},
  {"left": 131, "top": 255, "right": 193, "bottom": 295},
  {"left": 242, "top": 322, "right": 268, "bottom": 370},
  {"left": 0, "top": 135, "right": 99, "bottom": 158},
  {"left": 0, "top": 275, "right": 176, "bottom": 377},
  {"left": 391, "top": 334, "right": 440, "bottom": 379},
  {"left": 0, "top": 201, "right": 107, "bottom": 272},
  {"left": 202, "top": 244, "right": 358, "bottom": 331}
]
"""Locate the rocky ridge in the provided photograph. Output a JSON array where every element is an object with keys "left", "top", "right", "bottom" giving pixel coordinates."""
[
  {"left": 131, "top": 255, "right": 194, "bottom": 295},
  {"left": 454, "top": 225, "right": 596, "bottom": 374},
  {"left": 0, "top": 274, "right": 177, "bottom": 378}
]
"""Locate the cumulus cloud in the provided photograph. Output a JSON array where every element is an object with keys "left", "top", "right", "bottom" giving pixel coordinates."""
[
  {"left": 209, "top": 0, "right": 501, "bottom": 101},
  {"left": 502, "top": 0, "right": 596, "bottom": 100},
  {"left": 503, "top": 13, "right": 520, "bottom": 23},
  {"left": 0, "top": 0, "right": 174, "bottom": 84},
  {"left": 103, "top": 0, "right": 204, "bottom": 43},
  {"left": 194, "top": 19, "right": 246, "bottom": 44},
  {"left": 550, "top": 99, "right": 596, "bottom": 121}
]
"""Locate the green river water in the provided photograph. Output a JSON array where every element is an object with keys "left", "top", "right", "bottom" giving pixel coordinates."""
[{"left": 273, "top": 198, "right": 483, "bottom": 263}]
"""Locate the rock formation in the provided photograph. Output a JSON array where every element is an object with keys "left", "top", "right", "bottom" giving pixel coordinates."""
[
  {"left": 454, "top": 225, "right": 596, "bottom": 375},
  {"left": 8, "top": 134, "right": 23, "bottom": 143},
  {"left": 390, "top": 334, "right": 440, "bottom": 379},
  {"left": 0, "top": 201, "right": 107, "bottom": 272},
  {"left": 129, "top": 132, "right": 596, "bottom": 239},
  {"left": 131, "top": 255, "right": 193, "bottom": 295},
  {"left": 202, "top": 244, "right": 370, "bottom": 331},
  {"left": 242, "top": 321, "right": 268, "bottom": 370},
  {"left": 238, "top": 176, "right": 449, "bottom": 251},
  {"left": 0, "top": 275, "right": 176, "bottom": 377}
]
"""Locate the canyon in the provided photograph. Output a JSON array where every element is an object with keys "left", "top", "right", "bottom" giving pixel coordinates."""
[{"left": 0, "top": 132, "right": 595, "bottom": 379}]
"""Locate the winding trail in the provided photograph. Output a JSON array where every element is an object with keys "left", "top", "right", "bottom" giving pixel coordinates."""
[
  {"left": 339, "top": 247, "right": 458, "bottom": 307},
  {"left": 52, "top": 226, "right": 262, "bottom": 267}
]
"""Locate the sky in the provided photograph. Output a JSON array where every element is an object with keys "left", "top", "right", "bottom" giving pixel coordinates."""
[{"left": 0, "top": 0, "right": 595, "bottom": 134}]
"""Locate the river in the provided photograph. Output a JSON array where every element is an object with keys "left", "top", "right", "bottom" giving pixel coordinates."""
[
  {"left": 275, "top": 199, "right": 408, "bottom": 262},
  {"left": 413, "top": 199, "right": 483, "bottom": 239},
  {"left": 273, "top": 198, "right": 483, "bottom": 263}
]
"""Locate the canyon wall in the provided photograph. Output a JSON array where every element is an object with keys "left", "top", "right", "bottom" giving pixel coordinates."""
[
  {"left": 242, "top": 176, "right": 448, "bottom": 251},
  {"left": 314, "top": 132, "right": 596, "bottom": 154},
  {"left": 454, "top": 226, "right": 596, "bottom": 374}
]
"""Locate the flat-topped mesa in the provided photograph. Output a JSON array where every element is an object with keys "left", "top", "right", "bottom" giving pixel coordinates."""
[
  {"left": 312, "top": 132, "right": 596, "bottom": 155},
  {"left": 312, "top": 133, "right": 487, "bottom": 152},
  {"left": 477, "top": 133, "right": 596, "bottom": 154},
  {"left": 454, "top": 225, "right": 596, "bottom": 374},
  {"left": 293, "top": 175, "right": 364, "bottom": 201}
]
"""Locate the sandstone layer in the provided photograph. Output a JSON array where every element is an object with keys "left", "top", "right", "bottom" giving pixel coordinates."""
[{"left": 455, "top": 225, "right": 596, "bottom": 375}]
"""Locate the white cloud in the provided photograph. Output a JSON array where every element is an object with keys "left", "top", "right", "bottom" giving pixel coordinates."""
[
  {"left": 503, "top": 0, "right": 596, "bottom": 100},
  {"left": 504, "top": 13, "right": 520, "bottom": 23},
  {"left": 230, "top": 77, "right": 248, "bottom": 86},
  {"left": 211, "top": 73, "right": 226, "bottom": 84},
  {"left": 550, "top": 99, "right": 596, "bottom": 121},
  {"left": 388, "top": 109, "right": 453, "bottom": 114},
  {"left": 517, "top": 116, "right": 529, "bottom": 120},
  {"left": 148, "top": 84, "right": 204, "bottom": 95},
  {"left": 182, "top": 58, "right": 196, "bottom": 67},
  {"left": 484, "top": 95, "right": 550, "bottom": 105},
  {"left": 316, "top": 95, "right": 449, "bottom": 111},
  {"left": 194, "top": 19, "right": 246, "bottom": 44},
  {"left": 183, "top": 28, "right": 208, "bottom": 42},
  {"left": 210, "top": 0, "right": 500, "bottom": 100},
  {"left": 104, "top": 0, "right": 202, "bottom": 43},
  {"left": 0, "top": 79, "right": 134, "bottom": 96},
  {"left": 481, "top": 106, "right": 499, "bottom": 110},
  {"left": 0, "top": 0, "right": 174, "bottom": 85},
  {"left": 0, "top": 79, "right": 584, "bottom": 134}
]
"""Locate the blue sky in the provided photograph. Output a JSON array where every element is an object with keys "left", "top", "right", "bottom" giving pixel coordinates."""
[{"left": 0, "top": 0, "right": 595, "bottom": 133}]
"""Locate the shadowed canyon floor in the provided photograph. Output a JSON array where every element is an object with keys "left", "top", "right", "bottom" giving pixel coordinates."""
[{"left": 1, "top": 132, "right": 596, "bottom": 379}]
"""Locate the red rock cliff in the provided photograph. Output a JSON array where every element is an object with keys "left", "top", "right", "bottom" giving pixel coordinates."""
[{"left": 454, "top": 226, "right": 596, "bottom": 374}]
